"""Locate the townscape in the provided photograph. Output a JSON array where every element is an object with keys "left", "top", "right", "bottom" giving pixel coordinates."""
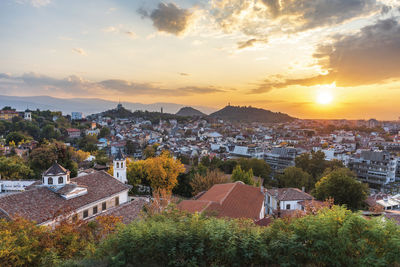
[
  {"left": 2, "top": 0, "right": 400, "bottom": 265},
  {"left": 0, "top": 103, "right": 400, "bottom": 265}
]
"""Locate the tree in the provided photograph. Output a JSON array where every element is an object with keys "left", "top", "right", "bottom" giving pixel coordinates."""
[
  {"left": 143, "top": 144, "right": 158, "bottom": 159},
  {"left": 237, "top": 158, "right": 271, "bottom": 186},
  {"left": 0, "top": 156, "right": 34, "bottom": 180},
  {"left": 190, "top": 169, "right": 229, "bottom": 196},
  {"left": 71, "top": 150, "right": 90, "bottom": 164},
  {"left": 126, "top": 160, "right": 147, "bottom": 188},
  {"left": 40, "top": 124, "right": 60, "bottom": 141},
  {"left": 277, "top": 166, "right": 313, "bottom": 191},
  {"left": 5, "top": 131, "right": 29, "bottom": 145},
  {"left": 144, "top": 151, "right": 185, "bottom": 192},
  {"left": 231, "top": 165, "right": 254, "bottom": 185},
  {"left": 98, "top": 127, "right": 110, "bottom": 139},
  {"left": 314, "top": 168, "right": 369, "bottom": 210},
  {"left": 295, "top": 151, "right": 326, "bottom": 179}
]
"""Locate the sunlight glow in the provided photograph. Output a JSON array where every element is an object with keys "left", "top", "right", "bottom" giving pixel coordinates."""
[{"left": 315, "top": 84, "right": 335, "bottom": 105}]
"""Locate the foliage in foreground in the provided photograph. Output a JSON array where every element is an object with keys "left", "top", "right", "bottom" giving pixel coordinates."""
[{"left": 83, "top": 206, "right": 400, "bottom": 267}]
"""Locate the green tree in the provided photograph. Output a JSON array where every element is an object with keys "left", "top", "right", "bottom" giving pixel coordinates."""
[
  {"left": 314, "top": 168, "right": 369, "bottom": 210},
  {"left": 5, "top": 132, "right": 30, "bottom": 145},
  {"left": 189, "top": 169, "right": 229, "bottom": 196},
  {"left": 0, "top": 156, "right": 34, "bottom": 180},
  {"left": 98, "top": 127, "right": 110, "bottom": 139},
  {"left": 278, "top": 166, "right": 313, "bottom": 191},
  {"left": 231, "top": 165, "right": 254, "bottom": 185}
]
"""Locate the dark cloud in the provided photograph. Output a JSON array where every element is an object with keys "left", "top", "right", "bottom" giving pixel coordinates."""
[
  {"left": 260, "top": 0, "right": 379, "bottom": 32},
  {"left": 237, "top": 38, "right": 257, "bottom": 49},
  {"left": 251, "top": 18, "right": 400, "bottom": 93},
  {"left": 0, "top": 73, "right": 225, "bottom": 96},
  {"left": 212, "top": 0, "right": 380, "bottom": 37},
  {"left": 140, "top": 3, "right": 192, "bottom": 35}
]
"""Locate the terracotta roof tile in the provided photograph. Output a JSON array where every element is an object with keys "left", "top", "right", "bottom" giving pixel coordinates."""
[
  {"left": 0, "top": 171, "right": 131, "bottom": 224},
  {"left": 179, "top": 182, "right": 264, "bottom": 221}
]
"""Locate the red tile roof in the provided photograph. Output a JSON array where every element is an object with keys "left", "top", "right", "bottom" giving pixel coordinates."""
[
  {"left": 93, "top": 198, "right": 147, "bottom": 224},
  {"left": 0, "top": 171, "right": 131, "bottom": 224},
  {"left": 178, "top": 182, "right": 264, "bottom": 221}
]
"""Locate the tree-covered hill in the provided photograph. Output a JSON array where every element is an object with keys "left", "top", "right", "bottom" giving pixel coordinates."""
[{"left": 209, "top": 105, "right": 295, "bottom": 123}]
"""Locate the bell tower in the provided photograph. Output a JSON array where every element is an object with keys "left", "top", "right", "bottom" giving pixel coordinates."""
[{"left": 113, "top": 149, "right": 127, "bottom": 184}]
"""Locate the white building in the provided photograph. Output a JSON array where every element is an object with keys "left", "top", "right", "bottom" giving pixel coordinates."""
[
  {"left": 265, "top": 188, "right": 313, "bottom": 216},
  {"left": 0, "top": 162, "right": 131, "bottom": 226},
  {"left": 113, "top": 150, "right": 127, "bottom": 184}
]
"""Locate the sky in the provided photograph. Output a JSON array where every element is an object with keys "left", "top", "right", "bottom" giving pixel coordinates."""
[{"left": 0, "top": 0, "right": 400, "bottom": 120}]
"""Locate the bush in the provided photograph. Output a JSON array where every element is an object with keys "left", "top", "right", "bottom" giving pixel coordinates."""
[{"left": 91, "top": 207, "right": 400, "bottom": 267}]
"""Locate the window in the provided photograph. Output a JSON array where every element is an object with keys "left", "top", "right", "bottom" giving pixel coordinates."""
[
  {"left": 115, "top": 196, "right": 120, "bottom": 206},
  {"left": 93, "top": 206, "right": 98, "bottom": 214},
  {"left": 58, "top": 176, "right": 63, "bottom": 184},
  {"left": 48, "top": 177, "right": 53, "bottom": 185},
  {"left": 83, "top": 209, "right": 89, "bottom": 218},
  {"left": 268, "top": 196, "right": 270, "bottom": 204},
  {"left": 286, "top": 204, "right": 291, "bottom": 210},
  {"left": 117, "top": 172, "right": 119, "bottom": 178},
  {"left": 121, "top": 162, "right": 123, "bottom": 168},
  {"left": 102, "top": 202, "right": 107, "bottom": 211},
  {"left": 116, "top": 162, "right": 120, "bottom": 168}
]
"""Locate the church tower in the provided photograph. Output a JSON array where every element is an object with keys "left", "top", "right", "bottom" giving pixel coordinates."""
[{"left": 113, "top": 149, "right": 127, "bottom": 184}]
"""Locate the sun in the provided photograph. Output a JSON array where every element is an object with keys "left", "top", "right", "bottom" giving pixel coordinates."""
[{"left": 316, "top": 91, "right": 333, "bottom": 105}]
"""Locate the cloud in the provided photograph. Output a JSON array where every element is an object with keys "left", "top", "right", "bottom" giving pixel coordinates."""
[
  {"left": 103, "top": 25, "right": 138, "bottom": 39},
  {"left": 251, "top": 18, "right": 400, "bottom": 93},
  {"left": 261, "top": 0, "right": 379, "bottom": 32},
  {"left": 16, "top": 0, "right": 51, "bottom": 7},
  {"left": 140, "top": 3, "right": 193, "bottom": 35},
  {"left": 72, "top": 48, "right": 87, "bottom": 56},
  {"left": 0, "top": 73, "right": 226, "bottom": 97},
  {"left": 179, "top": 73, "right": 190, "bottom": 76},
  {"left": 210, "top": 0, "right": 380, "bottom": 38},
  {"left": 237, "top": 38, "right": 267, "bottom": 49},
  {"left": 124, "top": 31, "right": 137, "bottom": 39}
]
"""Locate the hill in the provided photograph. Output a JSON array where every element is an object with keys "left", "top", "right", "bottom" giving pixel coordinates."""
[
  {"left": 0, "top": 95, "right": 216, "bottom": 115},
  {"left": 209, "top": 105, "right": 295, "bottom": 123},
  {"left": 176, "top": 107, "right": 206, "bottom": 117}
]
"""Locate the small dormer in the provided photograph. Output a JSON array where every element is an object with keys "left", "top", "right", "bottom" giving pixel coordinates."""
[{"left": 42, "top": 162, "right": 71, "bottom": 187}]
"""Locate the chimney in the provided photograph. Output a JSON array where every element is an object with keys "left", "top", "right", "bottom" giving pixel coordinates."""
[{"left": 302, "top": 186, "right": 305, "bottom": 192}]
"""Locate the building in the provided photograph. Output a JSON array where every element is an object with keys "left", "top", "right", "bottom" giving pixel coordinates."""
[
  {"left": 230, "top": 145, "right": 264, "bottom": 159},
  {"left": 0, "top": 109, "right": 19, "bottom": 121},
  {"left": 71, "top": 112, "right": 84, "bottom": 121},
  {"left": 265, "top": 147, "right": 297, "bottom": 178},
  {"left": 113, "top": 150, "right": 127, "bottom": 184},
  {"left": 349, "top": 150, "right": 397, "bottom": 189},
  {"left": 265, "top": 188, "right": 313, "bottom": 217},
  {"left": 66, "top": 128, "right": 81, "bottom": 139},
  {"left": 0, "top": 180, "right": 36, "bottom": 194},
  {"left": 24, "top": 109, "right": 32, "bottom": 121},
  {"left": 0, "top": 162, "right": 131, "bottom": 226},
  {"left": 178, "top": 182, "right": 265, "bottom": 221}
]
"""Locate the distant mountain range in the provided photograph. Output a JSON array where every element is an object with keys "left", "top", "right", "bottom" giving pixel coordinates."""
[
  {"left": 209, "top": 105, "right": 295, "bottom": 123},
  {"left": 0, "top": 95, "right": 295, "bottom": 123},
  {"left": 0, "top": 95, "right": 216, "bottom": 115},
  {"left": 176, "top": 107, "right": 206, "bottom": 117}
]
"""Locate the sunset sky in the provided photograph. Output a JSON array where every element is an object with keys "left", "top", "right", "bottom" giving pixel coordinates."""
[{"left": 1, "top": 0, "right": 400, "bottom": 119}]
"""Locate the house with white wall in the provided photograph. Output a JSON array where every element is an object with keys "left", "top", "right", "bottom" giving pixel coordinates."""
[{"left": 265, "top": 188, "right": 313, "bottom": 217}]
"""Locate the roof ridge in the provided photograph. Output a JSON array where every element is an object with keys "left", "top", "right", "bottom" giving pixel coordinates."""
[{"left": 219, "top": 183, "right": 238, "bottom": 204}]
